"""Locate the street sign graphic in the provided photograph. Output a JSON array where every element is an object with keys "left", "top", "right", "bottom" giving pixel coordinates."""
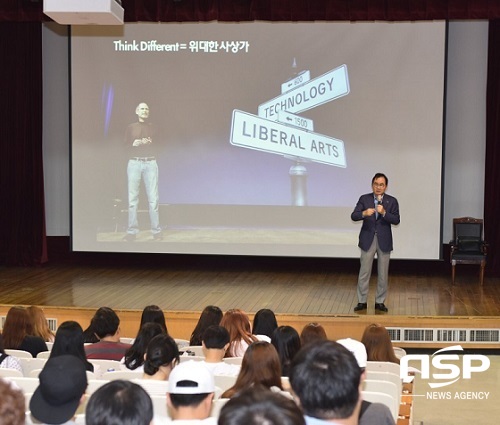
[{"left": 230, "top": 110, "right": 346, "bottom": 168}]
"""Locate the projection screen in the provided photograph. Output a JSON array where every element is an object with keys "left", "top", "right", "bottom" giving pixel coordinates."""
[{"left": 71, "top": 21, "right": 446, "bottom": 259}]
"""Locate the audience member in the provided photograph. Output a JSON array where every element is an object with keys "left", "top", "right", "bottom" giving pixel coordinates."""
[
  {"left": 139, "top": 305, "right": 168, "bottom": 334},
  {"left": 2, "top": 306, "right": 47, "bottom": 357},
  {"left": 49, "top": 321, "right": 94, "bottom": 372},
  {"left": 190, "top": 306, "right": 223, "bottom": 346},
  {"left": 0, "top": 334, "right": 22, "bottom": 374},
  {"left": 361, "top": 323, "right": 400, "bottom": 364},
  {"left": 220, "top": 309, "right": 257, "bottom": 357},
  {"left": 252, "top": 309, "right": 278, "bottom": 342},
  {"left": 0, "top": 378, "right": 25, "bottom": 425},
  {"left": 300, "top": 323, "right": 327, "bottom": 347},
  {"left": 221, "top": 341, "right": 285, "bottom": 399},
  {"left": 218, "top": 386, "right": 305, "bottom": 425},
  {"left": 289, "top": 340, "right": 362, "bottom": 425},
  {"left": 200, "top": 325, "right": 240, "bottom": 376},
  {"left": 166, "top": 361, "right": 216, "bottom": 424},
  {"left": 86, "top": 380, "right": 153, "bottom": 425},
  {"left": 27, "top": 306, "right": 55, "bottom": 343},
  {"left": 337, "top": 338, "right": 395, "bottom": 425},
  {"left": 84, "top": 307, "right": 131, "bottom": 360},
  {"left": 142, "top": 334, "right": 179, "bottom": 382},
  {"left": 271, "top": 325, "right": 301, "bottom": 377},
  {"left": 124, "top": 322, "right": 165, "bottom": 371},
  {"left": 29, "top": 355, "right": 88, "bottom": 425}
]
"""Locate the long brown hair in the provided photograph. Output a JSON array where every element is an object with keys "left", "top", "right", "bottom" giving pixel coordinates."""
[
  {"left": 361, "top": 323, "right": 399, "bottom": 364},
  {"left": 220, "top": 309, "right": 257, "bottom": 357},
  {"left": 300, "top": 322, "right": 327, "bottom": 347},
  {"left": 2, "top": 306, "right": 32, "bottom": 349},
  {"left": 27, "top": 306, "right": 55, "bottom": 342},
  {"left": 221, "top": 341, "right": 283, "bottom": 398}
]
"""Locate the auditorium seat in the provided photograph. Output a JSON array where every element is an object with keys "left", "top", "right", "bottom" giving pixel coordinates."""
[
  {"left": 366, "top": 360, "right": 400, "bottom": 375},
  {"left": 0, "top": 368, "right": 23, "bottom": 378},
  {"left": 362, "top": 390, "right": 399, "bottom": 422}
]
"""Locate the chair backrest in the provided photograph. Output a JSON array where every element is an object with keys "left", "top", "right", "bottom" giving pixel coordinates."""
[
  {"left": 5, "top": 349, "right": 33, "bottom": 359},
  {"left": 150, "top": 395, "right": 170, "bottom": 418},
  {"left": 5, "top": 376, "right": 40, "bottom": 393},
  {"left": 365, "top": 370, "right": 402, "bottom": 397},
  {"left": 210, "top": 398, "right": 229, "bottom": 418},
  {"left": 18, "top": 357, "right": 47, "bottom": 376},
  {"left": 213, "top": 374, "right": 237, "bottom": 392},
  {"left": 24, "top": 392, "right": 33, "bottom": 412},
  {"left": 36, "top": 351, "right": 51, "bottom": 359},
  {"left": 366, "top": 361, "right": 400, "bottom": 376},
  {"left": 223, "top": 357, "right": 243, "bottom": 366},
  {"left": 453, "top": 217, "right": 484, "bottom": 248},
  {"left": 28, "top": 368, "right": 43, "bottom": 378},
  {"left": 0, "top": 367, "right": 23, "bottom": 378},
  {"left": 363, "top": 379, "right": 399, "bottom": 403},
  {"left": 101, "top": 369, "right": 143, "bottom": 381},
  {"left": 133, "top": 378, "right": 169, "bottom": 397},
  {"left": 393, "top": 347, "right": 407, "bottom": 359},
  {"left": 362, "top": 390, "right": 399, "bottom": 422},
  {"left": 86, "top": 379, "right": 108, "bottom": 395},
  {"left": 180, "top": 346, "right": 204, "bottom": 356}
]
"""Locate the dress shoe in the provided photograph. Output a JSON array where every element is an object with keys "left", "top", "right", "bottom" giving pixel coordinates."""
[
  {"left": 375, "top": 303, "right": 388, "bottom": 312},
  {"left": 123, "top": 233, "right": 136, "bottom": 242},
  {"left": 354, "top": 303, "right": 367, "bottom": 312}
]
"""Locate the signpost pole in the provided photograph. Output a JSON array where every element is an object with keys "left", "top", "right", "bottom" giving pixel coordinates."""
[{"left": 289, "top": 160, "right": 308, "bottom": 206}]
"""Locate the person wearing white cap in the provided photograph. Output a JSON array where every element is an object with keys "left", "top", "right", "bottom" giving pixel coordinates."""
[
  {"left": 337, "top": 338, "right": 395, "bottom": 425},
  {"left": 166, "top": 361, "right": 216, "bottom": 424}
]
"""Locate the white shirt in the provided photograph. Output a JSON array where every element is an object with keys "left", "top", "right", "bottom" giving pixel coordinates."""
[{"left": 0, "top": 355, "right": 22, "bottom": 374}]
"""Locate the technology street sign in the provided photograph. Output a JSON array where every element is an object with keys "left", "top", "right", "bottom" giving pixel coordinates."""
[
  {"left": 258, "top": 64, "right": 350, "bottom": 119},
  {"left": 230, "top": 109, "right": 346, "bottom": 168}
]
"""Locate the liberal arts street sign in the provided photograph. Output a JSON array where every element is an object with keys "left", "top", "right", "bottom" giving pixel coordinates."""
[
  {"left": 230, "top": 110, "right": 346, "bottom": 168},
  {"left": 258, "top": 64, "right": 349, "bottom": 119}
]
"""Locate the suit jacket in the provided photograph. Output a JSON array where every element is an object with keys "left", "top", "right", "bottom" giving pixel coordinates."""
[{"left": 351, "top": 192, "right": 400, "bottom": 253}]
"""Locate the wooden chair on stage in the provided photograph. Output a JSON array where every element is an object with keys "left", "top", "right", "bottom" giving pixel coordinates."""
[{"left": 450, "top": 217, "right": 487, "bottom": 285}]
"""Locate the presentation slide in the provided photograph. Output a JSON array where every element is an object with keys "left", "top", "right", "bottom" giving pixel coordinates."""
[{"left": 71, "top": 21, "right": 446, "bottom": 259}]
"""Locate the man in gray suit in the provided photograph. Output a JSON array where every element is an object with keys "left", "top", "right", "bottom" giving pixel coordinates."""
[{"left": 351, "top": 173, "right": 400, "bottom": 313}]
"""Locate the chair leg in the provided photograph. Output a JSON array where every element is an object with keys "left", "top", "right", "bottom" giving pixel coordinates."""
[
  {"left": 451, "top": 264, "right": 456, "bottom": 285},
  {"left": 479, "top": 261, "right": 485, "bottom": 286}
]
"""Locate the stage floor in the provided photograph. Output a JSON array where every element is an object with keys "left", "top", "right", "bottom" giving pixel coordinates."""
[{"left": 1, "top": 258, "right": 499, "bottom": 316}]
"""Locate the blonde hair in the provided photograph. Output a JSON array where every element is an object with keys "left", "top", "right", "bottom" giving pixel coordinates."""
[
  {"left": 220, "top": 309, "right": 257, "bottom": 357},
  {"left": 27, "top": 306, "right": 55, "bottom": 342}
]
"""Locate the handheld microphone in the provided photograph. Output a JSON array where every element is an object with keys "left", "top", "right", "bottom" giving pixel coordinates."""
[{"left": 377, "top": 195, "right": 382, "bottom": 205}]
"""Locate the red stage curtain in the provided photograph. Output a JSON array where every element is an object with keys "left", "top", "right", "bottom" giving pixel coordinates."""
[
  {"left": 485, "top": 20, "right": 500, "bottom": 275},
  {"left": 0, "top": 22, "right": 47, "bottom": 266}
]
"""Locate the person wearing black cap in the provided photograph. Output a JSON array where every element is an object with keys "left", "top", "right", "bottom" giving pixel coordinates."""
[{"left": 29, "top": 355, "right": 88, "bottom": 425}]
